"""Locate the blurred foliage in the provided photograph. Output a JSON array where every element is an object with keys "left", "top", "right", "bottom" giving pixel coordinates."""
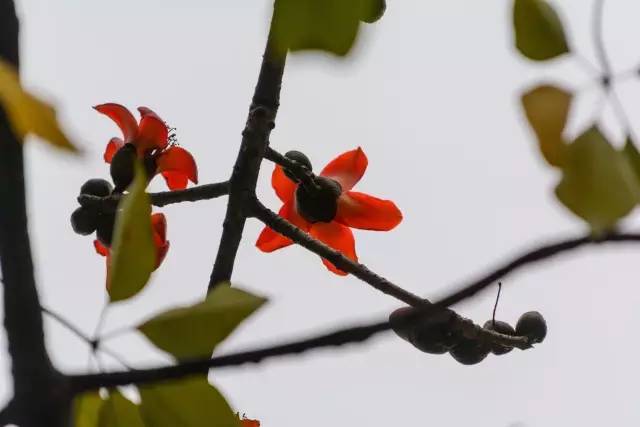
[
  {"left": 138, "top": 283, "right": 266, "bottom": 360},
  {"left": 108, "top": 163, "right": 156, "bottom": 302},
  {"left": 272, "top": 0, "right": 385, "bottom": 56},
  {"left": 555, "top": 127, "right": 640, "bottom": 233},
  {"left": 513, "top": 0, "right": 570, "bottom": 61},
  {"left": 99, "top": 391, "right": 145, "bottom": 427},
  {"left": 139, "top": 376, "right": 240, "bottom": 427},
  {"left": 0, "top": 59, "right": 78, "bottom": 152}
]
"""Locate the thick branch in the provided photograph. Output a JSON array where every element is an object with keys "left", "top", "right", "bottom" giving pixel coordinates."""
[
  {"left": 0, "top": 2, "right": 68, "bottom": 424},
  {"left": 208, "top": 19, "right": 287, "bottom": 290},
  {"left": 77, "top": 181, "right": 230, "bottom": 212},
  {"left": 68, "top": 230, "right": 640, "bottom": 391}
]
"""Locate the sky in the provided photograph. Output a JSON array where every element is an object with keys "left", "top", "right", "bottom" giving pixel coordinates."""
[{"left": 3, "top": 0, "right": 640, "bottom": 426}]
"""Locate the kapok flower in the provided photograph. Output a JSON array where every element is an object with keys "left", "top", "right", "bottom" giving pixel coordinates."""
[
  {"left": 239, "top": 416, "right": 260, "bottom": 427},
  {"left": 94, "top": 103, "right": 198, "bottom": 191},
  {"left": 256, "top": 147, "right": 402, "bottom": 275},
  {"left": 94, "top": 213, "right": 170, "bottom": 287}
]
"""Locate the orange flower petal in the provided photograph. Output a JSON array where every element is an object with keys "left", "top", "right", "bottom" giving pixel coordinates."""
[
  {"left": 94, "top": 103, "right": 138, "bottom": 143},
  {"left": 155, "top": 146, "right": 198, "bottom": 190},
  {"left": 319, "top": 147, "right": 368, "bottom": 191},
  {"left": 272, "top": 164, "right": 297, "bottom": 203},
  {"left": 309, "top": 221, "right": 357, "bottom": 275},
  {"left": 256, "top": 201, "right": 310, "bottom": 252},
  {"left": 104, "top": 137, "right": 124, "bottom": 163},
  {"left": 151, "top": 213, "right": 167, "bottom": 242},
  {"left": 241, "top": 419, "right": 260, "bottom": 427},
  {"left": 136, "top": 106, "right": 169, "bottom": 152},
  {"left": 155, "top": 241, "right": 170, "bottom": 269},
  {"left": 335, "top": 191, "right": 402, "bottom": 231},
  {"left": 93, "top": 239, "right": 109, "bottom": 257}
]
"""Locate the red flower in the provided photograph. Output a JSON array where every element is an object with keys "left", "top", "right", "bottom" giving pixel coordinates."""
[
  {"left": 94, "top": 103, "right": 198, "bottom": 190},
  {"left": 94, "top": 213, "right": 170, "bottom": 287},
  {"left": 240, "top": 418, "right": 260, "bottom": 427},
  {"left": 256, "top": 147, "right": 402, "bottom": 275}
]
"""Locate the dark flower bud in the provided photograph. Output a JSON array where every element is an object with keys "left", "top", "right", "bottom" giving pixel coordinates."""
[
  {"left": 80, "top": 178, "right": 113, "bottom": 198},
  {"left": 515, "top": 311, "right": 547, "bottom": 344},
  {"left": 295, "top": 176, "right": 342, "bottom": 223},
  {"left": 110, "top": 143, "right": 137, "bottom": 192},
  {"left": 389, "top": 307, "right": 457, "bottom": 354},
  {"left": 449, "top": 337, "right": 490, "bottom": 365},
  {"left": 483, "top": 320, "right": 516, "bottom": 355},
  {"left": 96, "top": 213, "right": 116, "bottom": 247},
  {"left": 360, "top": 0, "right": 386, "bottom": 23},
  {"left": 70, "top": 207, "right": 98, "bottom": 236},
  {"left": 284, "top": 150, "right": 312, "bottom": 182}
]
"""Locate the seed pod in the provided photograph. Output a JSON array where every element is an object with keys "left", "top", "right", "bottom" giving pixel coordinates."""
[
  {"left": 110, "top": 143, "right": 137, "bottom": 192},
  {"left": 295, "top": 176, "right": 342, "bottom": 223},
  {"left": 449, "top": 337, "right": 490, "bottom": 365},
  {"left": 70, "top": 207, "right": 98, "bottom": 236},
  {"left": 389, "top": 307, "right": 457, "bottom": 355},
  {"left": 515, "top": 311, "right": 547, "bottom": 344},
  {"left": 80, "top": 178, "right": 113, "bottom": 198},
  {"left": 483, "top": 320, "right": 516, "bottom": 355},
  {"left": 283, "top": 150, "right": 312, "bottom": 182},
  {"left": 96, "top": 213, "right": 116, "bottom": 247}
]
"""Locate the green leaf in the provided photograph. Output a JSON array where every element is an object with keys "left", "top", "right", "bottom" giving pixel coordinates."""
[
  {"left": 555, "top": 126, "right": 640, "bottom": 233},
  {"left": 139, "top": 376, "right": 241, "bottom": 427},
  {"left": 73, "top": 391, "right": 104, "bottom": 427},
  {"left": 108, "top": 162, "right": 156, "bottom": 302},
  {"left": 521, "top": 84, "right": 572, "bottom": 167},
  {"left": 0, "top": 59, "right": 79, "bottom": 152},
  {"left": 622, "top": 136, "right": 640, "bottom": 183},
  {"left": 272, "top": 0, "right": 362, "bottom": 56},
  {"left": 513, "top": 0, "right": 570, "bottom": 61},
  {"left": 99, "top": 390, "right": 145, "bottom": 427},
  {"left": 360, "top": 0, "right": 386, "bottom": 24},
  {"left": 138, "top": 283, "right": 266, "bottom": 360}
]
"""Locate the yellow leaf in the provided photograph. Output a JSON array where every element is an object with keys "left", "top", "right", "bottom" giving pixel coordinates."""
[
  {"left": 0, "top": 59, "right": 78, "bottom": 152},
  {"left": 108, "top": 162, "right": 156, "bottom": 302},
  {"left": 521, "top": 84, "right": 572, "bottom": 167}
]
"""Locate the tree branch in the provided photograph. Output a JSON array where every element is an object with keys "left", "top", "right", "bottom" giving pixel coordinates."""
[
  {"left": 0, "top": 2, "right": 68, "bottom": 424},
  {"left": 68, "top": 229, "right": 640, "bottom": 392},
  {"left": 77, "top": 180, "right": 230, "bottom": 212},
  {"left": 208, "top": 14, "right": 287, "bottom": 290},
  {"left": 250, "top": 199, "right": 529, "bottom": 348}
]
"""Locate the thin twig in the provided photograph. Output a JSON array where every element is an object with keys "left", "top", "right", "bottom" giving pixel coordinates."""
[
  {"left": 68, "top": 230, "right": 640, "bottom": 392},
  {"left": 42, "top": 305, "right": 133, "bottom": 370},
  {"left": 264, "top": 146, "right": 319, "bottom": 189},
  {"left": 78, "top": 181, "right": 230, "bottom": 212},
  {"left": 492, "top": 282, "right": 502, "bottom": 325},
  {"left": 593, "top": 0, "right": 612, "bottom": 78}
]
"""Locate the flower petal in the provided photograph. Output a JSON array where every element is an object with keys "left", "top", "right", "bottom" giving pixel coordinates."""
[
  {"left": 272, "top": 164, "right": 297, "bottom": 203},
  {"left": 151, "top": 213, "right": 167, "bottom": 242},
  {"left": 335, "top": 191, "right": 403, "bottom": 231},
  {"left": 136, "top": 106, "right": 169, "bottom": 152},
  {"left": 319, "top": 147, "right": 368, "bottom": 191},
  {"left": 155, "top": 241, "right": 170, "bottom": 269},
  {"left": 104, "top": 137, "right": 125, "bottom": 163},
  {"left": 309, "top": 221, "right": 357, "bottom": 275},
  {"left": 156, "top": 146, "right": 198, "bottom": 190},
  {"left": 93, "top": 239, "right": 109, "bottom": 256},
  {"left": 256, "top": 201, "right": 310, "bottom": 252},
  {"left": 94, "top": 103, "right": 138, "bottom": 143}
]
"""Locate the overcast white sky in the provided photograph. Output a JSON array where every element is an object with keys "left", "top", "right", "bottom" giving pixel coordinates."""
[{"left": 4, "top": 0, "right": 640, "bottom": 425}]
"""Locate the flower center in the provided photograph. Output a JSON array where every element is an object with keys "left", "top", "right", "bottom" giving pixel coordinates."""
[{"left": 295, "top": 176, "right": 342, "bottom": 223}]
